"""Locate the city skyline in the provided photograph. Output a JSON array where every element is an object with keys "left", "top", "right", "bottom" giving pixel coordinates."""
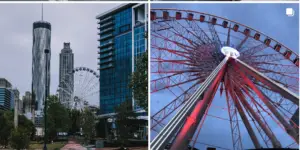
[{"left": 0, "top": 4, "right": 119, "bottom": 106}]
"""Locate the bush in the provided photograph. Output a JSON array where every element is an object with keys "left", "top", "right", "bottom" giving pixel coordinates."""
[{"left": 9, "top": 128, "right": 30, "bottom": 150}]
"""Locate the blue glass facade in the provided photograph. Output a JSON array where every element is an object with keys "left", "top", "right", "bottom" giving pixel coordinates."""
[
  {"left": 97, "top": 4, "right": 148, "bottom": 140},
  {"left": 0, "top": 88, "right": 12, "bottom": 110},
  {"left": 134, "top": 25, "right": 146, "bottom": 60},
  {"left": 98, "top": 7, "right": 135, "bottom": 114},
  {"left": 133, "top": 25, "right": 146, "bottom": 111},
  {"left": 98, "top": 4, "right": 147, "bottom": 114},
  {"left": 114, "top": 8, "right": 132, "bottom": 35}
]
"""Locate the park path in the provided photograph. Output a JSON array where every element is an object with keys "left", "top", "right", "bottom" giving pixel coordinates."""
[
  {"left": 60, "top": 138, "right": 147, "bottom": 150},
  {"left": 61, "top": 140, "right": 87, "bottom": 150}
]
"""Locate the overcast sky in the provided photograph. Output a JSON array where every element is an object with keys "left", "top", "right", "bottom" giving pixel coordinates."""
[
  {"left": 0, "top": 3, "right": 121, "bottom": 106},
  {"left": 151, "top": 3, "right": 299, "bottom": 149}
]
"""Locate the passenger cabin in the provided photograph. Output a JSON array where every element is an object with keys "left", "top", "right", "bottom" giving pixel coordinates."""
[
  {"left": 274, "top": 44, "right": 281, "bottom": 52},
  {"left": 222, "top": 21, "right": 228, "bottom": 28},
  {"left": 163, "top": 11, "right": 169, "bottom": 20},
  {"left": 176, "top": 12, "right": 181, "bottom": 20},
  {"left": 233, "top": 24, "right": 239, "bottom": 32},
  {"left": 151, "top": 11, "right": 156, "bottom": 21},
  {"left": 254, "top": 33, "right": 260, "bottom": 40},
  {"left": 200, "top": 15, "right": 205, "bottom": 22},
  {"left": 211, "top": 18, "right": 217, "bottom": 25},
  {"left": 244, "top": 28, "right": 250, "bottom": 36},
  {"left": 283, "top": 50, "right": 292, "bottom": 59},
  {"left": 293, "top": 58, "right": 299, "bottom": 66},
  {"left": 264, "top": 38, "right": 271, "bottom": 46},
  {"left": 187, "top": 13, "right": 193, "bottom": 21}
]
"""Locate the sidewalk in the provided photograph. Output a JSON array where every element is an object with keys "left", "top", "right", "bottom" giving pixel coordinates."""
[
  {"left": 61, "top": 140, "right": 87, "bottom": 150},
  {"left": 90, "top": 148, "right": 147, "bottom": 150},
  {"left": 61, "top": 139, "right": 147, "bottom": 150}
]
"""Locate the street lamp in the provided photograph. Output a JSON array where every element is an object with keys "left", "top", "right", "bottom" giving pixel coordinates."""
[{"left": 44, "top": 49, "right": 50, "bottom": 150}]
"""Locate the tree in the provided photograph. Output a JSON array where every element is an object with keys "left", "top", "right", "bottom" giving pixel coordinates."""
[
  {"left": 95, "top": 118, "right": 106, "bottom": 138},
  {"left": 0, "top": 110, "right": 34, "bottom": 148},
  {"left": 115, "top": 100, "right": 137, "bottom": 148},
  {"left": 9, "top": 128, "right": 30, "bottom": 150},
  {"left": 0, "top": 110, "right": 13, "bottom": 148},
  {"left": 129, "top": 52, "right": 148, "bottom": 112},
  {"left": 46, "top": 95, "right": 70, "bottom": 141},
  {"left": 18, "top": 115, "right": 36, "bottom": 140},
  {"left": 80, "top": 108, "right": 95, "bottom": 144},
  {"left": 68, "top": 109, "right": 81, "bottom": 135}
]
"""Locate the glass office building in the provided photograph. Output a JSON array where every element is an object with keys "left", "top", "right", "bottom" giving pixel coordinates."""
[
  {"left": 0, "top": 78, "right": 13, "bottom": 110},
  {"left": 97, "top": 4, "right": 147, "bottom": 114}
]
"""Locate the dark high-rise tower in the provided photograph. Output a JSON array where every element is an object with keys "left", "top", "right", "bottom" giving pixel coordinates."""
[
  {"left": 32, "top": 20, "right": 51, "bottom": 111},
  {"left": 59, "top": 42, "right": 74, "bottom": 108}
]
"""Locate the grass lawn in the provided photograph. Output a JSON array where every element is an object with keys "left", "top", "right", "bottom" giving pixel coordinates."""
[{"left": 29, "top": 142, "right": 66, "bottom": 150}]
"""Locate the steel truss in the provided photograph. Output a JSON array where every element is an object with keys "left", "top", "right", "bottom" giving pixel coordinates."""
[{"left": 151, "top": 57, "right": 299, "bottom": 149}]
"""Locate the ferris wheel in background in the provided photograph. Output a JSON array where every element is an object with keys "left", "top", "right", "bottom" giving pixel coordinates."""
[
  {"left": 150, "top": 9, "right": 299, "bottom": 150},
  {"left": 57, "top": 67, "right": 100, "bottom": 110}
]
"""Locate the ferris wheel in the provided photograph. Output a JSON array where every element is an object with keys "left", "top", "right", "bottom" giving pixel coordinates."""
[
  {"left": 57, "top": 67, "right": 100, "bottom": 110},
  {"left": 150, "top": 9, "right": 299, "bottom": 150}
]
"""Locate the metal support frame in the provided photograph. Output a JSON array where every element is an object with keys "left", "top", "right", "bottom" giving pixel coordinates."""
[
  {"left": 233, "top": 60, "right": 299, "bottom": 143},
  {"left": 234, "top": 59, "right": 299, "bottom": 105},
  {"left": 150, "top": 57, "right": 228, "bottom": 150},
  {"left": 235, "top": 89, "right": 282, "bottom": 148},
  {"left": 226, "top": 80, "right": 262, "bottom": 149},
  {"left": 223, "top": 72, "right": 244, "bottom": 150},
  {"left": 170, "top": 64, "right": 223, "bottom": 150}
]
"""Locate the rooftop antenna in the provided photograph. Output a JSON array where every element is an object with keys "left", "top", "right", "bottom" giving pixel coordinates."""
[{"left": 41, "top": 4, "right": 43, "bottom": 21}]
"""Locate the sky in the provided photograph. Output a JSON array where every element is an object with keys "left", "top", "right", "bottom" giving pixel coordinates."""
[
  {"left": 0, "top": 3, "right": 121, "bottom": 106},
  {"left": 151, "top": 3, "right": 299, "bottom": 149}
]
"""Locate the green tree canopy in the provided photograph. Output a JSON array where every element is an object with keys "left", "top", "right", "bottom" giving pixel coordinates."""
[
  {"left": 0, "top": 110, "right": 13, "bottom": 148},
  {"left": 9, "top": 128, "right": 30, "bottom": 150},
  {"left": 68, "top": 109, "right": 81, "bottom": 135},
  {"left": 115, "top": 100, "right": 137, "bottom": 147},
  {"left": 18, "top": 115, "right": 36, "bottom": 140},
  {"left": 80, "top": 108, "right": 96, "bottom": 144},
  {"left": 0, "top": 110, "right": 35, "bottom": 148},
  {"left": 129, "top": 52, "right": 148, "bottom": 112},
  {"left": 45, "top": 95, "right": 70, "bottom": 141}
]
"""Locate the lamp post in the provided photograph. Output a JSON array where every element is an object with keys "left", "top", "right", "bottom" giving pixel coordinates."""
[{"left": 44, "top": 49, "right": 50, "bottom": 150}]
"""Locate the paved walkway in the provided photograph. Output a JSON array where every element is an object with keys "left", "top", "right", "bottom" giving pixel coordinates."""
[
  {"left": 94, "top": 148, "right": 147, "bottom": 150},
  {"left": 61, "top": 140, "right": 87, "bottom": 150},
  {"left": 61, "top": 139, "right": 147, "bottom": 150}
]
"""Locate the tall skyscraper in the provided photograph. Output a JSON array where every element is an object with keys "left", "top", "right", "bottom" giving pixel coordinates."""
[
  {"left": 0, "top": 78, "right": 13, "bottom": 110},
  {"left": 59, "top": 42, "right": 74, "bottom": 108},
  {"left": 23, "top": 91, "right": 32, "bottom": 114},
  {"left": 32, "top": 20, "right": 51, "bottom": 111},
  {"left": 96, "top": 4, "right": 147, "bottom": 114}
]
